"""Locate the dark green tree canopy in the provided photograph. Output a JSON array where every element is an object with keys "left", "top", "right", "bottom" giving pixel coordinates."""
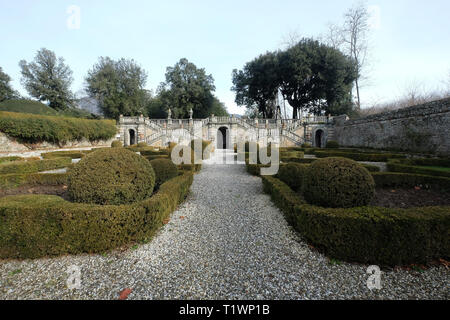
[
  {"left": 232, "top": 38, "right": 357, "bottom": 118},
  {"left": 231, "top": 52, "right": 279, "bottom": 118},
  {"left": 85, "top": 57, "right": 148, "bottom": 119},
  {"left": 19, "top": 48, "right": 74, "bottom": 110},
  {"left": 156, "top": 58, "right": 222, "bottom": 118},
  {"left": 278, "top": 38, "right": 357, "bottom": 117},
  {"left": 0, "top": 67, "right": 19, "bottom": 101}
]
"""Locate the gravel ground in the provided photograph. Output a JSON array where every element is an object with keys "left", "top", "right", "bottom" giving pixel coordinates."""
[{"left": 0, "top": 150, "right": 448, "bottom": 300}]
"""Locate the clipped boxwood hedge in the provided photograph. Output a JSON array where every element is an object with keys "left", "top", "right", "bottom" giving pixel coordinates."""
[
  {"left": 143, "top": 154, "right": 169, "bottom": 161},
  {"left": 0, "top": 157, "right": 71, "bottom": 174},
  {"left": 315, "top": 150, "right": 406, "bottom": 162},
  {"left": 0, "top": 173, "right": 67, "bottom": 189},
  {"left": 0, "top": 172, "right": 193, "bottom": 259},
  {"left": 149, "top": 158, "right": 178, "bottom": 186},
  {"left": 41, "top": 150, "right": 87, "bottom": 159},
  {"left": 387, "top": 160, "right": 450, "bottom": 178},
  {"left": 325, "top": 140, "right": 339, "bottom": 148},
  {"left": 303, "top": 157, "right": 375, "bottom": 208},
  {"left": 111, "top": 140, "right": 123, "bottom": 148},
  {"left": 0, "top": 156, "right": 23, "bottom": 164},
  {"left": 0, "top": 111, "right": 117, "bottom": 144},
  {"left": 262, "top": 175, "right": 450, "bottom": 266},
  {"left": 67, "top": 148, "right": 155, "bottom": 205},
  {"left": 277, "top": 163, "right": 309, "bottom": 192}
]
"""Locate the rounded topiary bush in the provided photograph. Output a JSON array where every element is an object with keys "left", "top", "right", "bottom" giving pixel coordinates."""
[
  {"left": 149, "top": 158, "right": 178, "bottom": 186},
  {"left": 137, "top": 142, "right": 148, "bottom": 148},
  {"left": 303, "top": 157, "right": 375, "bottom": 208},
  {"left": 278, "top": 163, "right": 309, "bottom": 192},
  {"left": 111, "top": 140, "right": 122, "bottom": 148},
  {"left": 67, "top": 148, "right": 155, "bottom": 205}
]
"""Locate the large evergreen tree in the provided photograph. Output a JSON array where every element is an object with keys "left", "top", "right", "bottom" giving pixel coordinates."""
[
  {"left": 19, "top": 48, "right": 74, "bottom": 110},
  {"left": 0, "top": 67, "right": 19, "bottom": 101},
  {"left": 156, "top": 58, "right": 219, "bottom": 118},
  {"left": 85, "top": 57, "right": 148, "bottom": 119},
  {"left": 231, "top": 52, "right": 279, "bottom": 118}
]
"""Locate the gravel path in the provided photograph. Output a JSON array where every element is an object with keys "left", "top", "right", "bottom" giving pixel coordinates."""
[{"left": 0, "top": 150, "right": 448, "bottom": 299}]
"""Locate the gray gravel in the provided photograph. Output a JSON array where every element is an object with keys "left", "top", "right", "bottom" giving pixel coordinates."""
[{"left": 0, "top": 150, "right": 448, "bottom": 300}]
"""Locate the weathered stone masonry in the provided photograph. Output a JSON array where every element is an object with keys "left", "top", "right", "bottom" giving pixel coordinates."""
[{"left": 334, "top": 98, "right": 450, "bottom": 156}]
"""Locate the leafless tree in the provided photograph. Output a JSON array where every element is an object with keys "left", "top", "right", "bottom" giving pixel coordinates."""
[{"left": 341, "top": 2, "right": 370, "bottom": 111}]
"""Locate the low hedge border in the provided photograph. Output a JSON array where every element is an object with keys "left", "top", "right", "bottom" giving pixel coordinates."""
[
  {"left": 387, "top": 160, "right": 450, "bottom": 178},
  {"left": 143, "top": 154, "right": 169, "bottom": 161},
  {"left": 0, "top": 172, "right": 194, "bottom": 259},
  {"left": 0, "top": 156, "right": 23, "bottom": 164},
  {"left": 261, "top": 175, "right": 450, "bottom": 266},
  {"left": 41, "top": 151, "right": 87, "bottom": 159},
  {"left": 0, "top": 173, "right": 67, "bottom": 189},
  {"left": 0, "top": 158, "right": 71, "bottom": 174},
  {"left": 371, "top": 172, "right": 450, "bottom": 191},
  {"left": 315, "top": 150, "right": 406, "bottom": 162}
]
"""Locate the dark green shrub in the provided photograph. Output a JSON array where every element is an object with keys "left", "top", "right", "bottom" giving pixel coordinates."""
[
  {"left": 277, "top": 163, "right": 309, "bottom": 192},
  {"left": 177, "top": 164, "right": 202, "bottom": 172},
  {"left": 67, "top": 148, "right": 155, "bottom": 205},
  {"left": 0, "top": 111, "right": 117, "bottom": 144},
  {"left": 111, "top": 140, "right": 123, "bottom": 148},
  {"left": 262, "top": 175, "right": 450, "bottom": 266},
  {"left": 301, "top": 143, "right": 311, "bottom": 148},
  {"left": 303, "top": 157, "right": 375, "bottom": 208},
  {"left": 325, "top": 140, "right": 339, "bottom": 148},
  {"left": 149, "top": 158, "right": 178, "bottom": 186},
  {"left": 0, "top": 172, "right": 193, "bottom": 259},
  {"left": 0, "top": 157, "right": 71, "bottom": 174}
]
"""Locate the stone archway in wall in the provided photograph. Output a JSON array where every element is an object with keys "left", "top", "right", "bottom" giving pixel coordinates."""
[
  {"left": 314, "top": 129, "right": 324, "bottom": 148},
  {"left": 129, "top": 129, "right": 136, "bottom": 146},
  {"left": 217, "top": 126, "right": 230, "bottom": 149}
]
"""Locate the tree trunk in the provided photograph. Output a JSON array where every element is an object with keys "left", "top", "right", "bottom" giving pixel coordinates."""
[{"left": 355, "top": 78, "right": 361, "bottom": 110}]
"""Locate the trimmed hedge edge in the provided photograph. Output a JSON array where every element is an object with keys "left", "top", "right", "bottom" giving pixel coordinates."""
[
  {"left": 261, "top": 175, "right": 450, "bottom": 266},
  {"left": 0, "top": 172, "right": 194, "bottom": 259}
]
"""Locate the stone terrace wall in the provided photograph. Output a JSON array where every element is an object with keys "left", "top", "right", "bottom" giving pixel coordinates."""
[{"left": 334, "top": 98, "right": 450, "bottom": 156}]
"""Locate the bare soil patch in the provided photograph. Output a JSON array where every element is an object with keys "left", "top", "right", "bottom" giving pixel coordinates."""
[{"left": 370, "top": 187, "right": 450, "bottom": 208}]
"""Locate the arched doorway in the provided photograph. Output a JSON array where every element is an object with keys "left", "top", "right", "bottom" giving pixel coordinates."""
[
  {"left": 217, "top": 127, "right": 229, "bottom": 149},
  {"left": 129, "top": 129, "right": 136, "bottom": 145},
  {"left": 315, "top": 129, "right": 324, "bottom": 148}
]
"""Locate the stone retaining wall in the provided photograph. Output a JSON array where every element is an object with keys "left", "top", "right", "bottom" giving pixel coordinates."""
[{"left": 334, "top": 98, "right": 450, "bottom": 155}]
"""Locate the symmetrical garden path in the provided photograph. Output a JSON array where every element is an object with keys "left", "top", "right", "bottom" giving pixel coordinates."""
[{"left": 0, "top": 150, "right": 447, "bottom": 299}]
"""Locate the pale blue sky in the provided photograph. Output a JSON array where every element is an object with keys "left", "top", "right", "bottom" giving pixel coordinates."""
[{"left": 1, "top": 0, "right": 449, "bottom": 114}]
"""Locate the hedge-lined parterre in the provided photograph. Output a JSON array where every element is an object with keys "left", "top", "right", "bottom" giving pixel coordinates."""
[
  {"left": 314, "top": 150, "right": 406, "bottom": 162},
  {"left": 0, "top": 172, "right": 193, "bottom": 259},
  {"left": 67, "top": 148, "right": 155, "bottom": 205},
  {"left": 303, "top": 157, "right": 375, "bottom": 208},
  {"left": 372, "top": 172, "right": 450, "bottom": 191},
  {"left": 387, "top": 159, "right": 450, "bottom": 178},
  {"left": 262, "top": 175, "right": 450, "bottom": 266}
]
